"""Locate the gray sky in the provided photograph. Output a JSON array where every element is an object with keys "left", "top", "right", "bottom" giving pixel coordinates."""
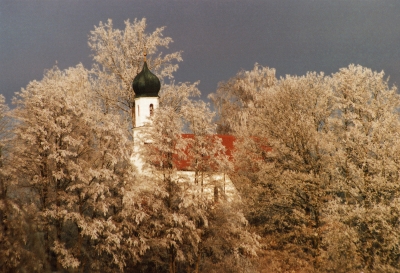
[{"left": 1, "top": 0, "right": 400, "bottom": 104}]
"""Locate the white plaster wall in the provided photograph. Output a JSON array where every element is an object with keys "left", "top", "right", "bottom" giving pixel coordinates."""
[
  {"left": 131, "top": 96, "right": 238, "bottom": 203},
  {"left": 134, "top": 97, "right": 158, "bottom": 127},
  {"left": 176, "top": 171, "right": 239, "bottom": 202}
]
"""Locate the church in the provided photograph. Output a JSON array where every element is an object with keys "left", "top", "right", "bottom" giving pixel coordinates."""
[{"left": 130, "top": 52, "right": 237, "bottom": 201}]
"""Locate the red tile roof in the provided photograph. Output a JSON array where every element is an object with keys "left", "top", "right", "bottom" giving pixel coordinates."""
[{"left": 176, "top": 134, "right": 236, "bottom": 171}]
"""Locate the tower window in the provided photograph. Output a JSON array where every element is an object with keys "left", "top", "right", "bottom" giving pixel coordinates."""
[
  {"left": 150, "top": 104, "right": 154, "bottom": 116},
  {"left": 138, "top": 105, "right": 140, "bottom": 117}
]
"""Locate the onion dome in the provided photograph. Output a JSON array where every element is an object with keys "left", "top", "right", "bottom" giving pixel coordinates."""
[{"left": 132, "top": 53, "right": 161, "bottom": 97}]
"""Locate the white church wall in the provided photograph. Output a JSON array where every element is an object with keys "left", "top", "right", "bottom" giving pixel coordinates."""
[{"left": 134, "top": 97, "right": 158, "bottom": 127}]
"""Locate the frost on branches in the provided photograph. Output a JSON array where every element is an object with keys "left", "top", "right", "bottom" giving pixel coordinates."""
[
  {"left": 209, "top": 63, "right": 276, "bottom": 135},
  {"left": 12, "top": 16, "right": 400, "bottom": 273},
  {"left": 11, "top": 65, "right": 140, "bottom": 272},
  {"left": 0, "top": 94, "right": 36, "bottom": 272},
  {"left": 88, "top": 18, "right": 182, "bottom": 126},
  {"left": 211, "top": 64, "right": 400, "bottom": 272},
  {"left": 4, "top": 18, "right": 259, "bottom": 273},
  {"left": 134, "top": 83, "right": 259, "bottom": 273},
  {"left": 325, "top": 65, "right": 400, "bottom": 272}
]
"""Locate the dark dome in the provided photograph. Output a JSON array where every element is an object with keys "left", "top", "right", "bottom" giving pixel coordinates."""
[{"left": 132, "top": 62, "right": 161, "bottom": 97}]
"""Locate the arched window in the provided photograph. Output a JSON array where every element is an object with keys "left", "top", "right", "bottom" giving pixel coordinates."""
[{"left": 150, "top": 104, "right": 154, "bottom": 116}]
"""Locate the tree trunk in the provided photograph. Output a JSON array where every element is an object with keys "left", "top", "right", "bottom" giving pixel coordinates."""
[
  {"left": 169, "top": 249, "right": 176, "bottom": 273},
  {"left": 195, "top": 248, "right": 200, "bottom": 273}
]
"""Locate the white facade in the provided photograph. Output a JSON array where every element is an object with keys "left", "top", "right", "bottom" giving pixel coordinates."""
[
  {"left": 131, "top": 95, "right": 238, "bottom": 202},
  {"left": 132, "top": 96, "right": 158, "bottom": 172},
  {"left": 134, "top": 96, "right": 158, "bottom": 128}
]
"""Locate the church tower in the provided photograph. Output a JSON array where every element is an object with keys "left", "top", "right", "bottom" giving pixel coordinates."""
[
  {"left": 132, "top": 52, "right": 160, "bottom": 128},
  {"left": 131, "top": 52, "right": 161, "bottom": 170}
]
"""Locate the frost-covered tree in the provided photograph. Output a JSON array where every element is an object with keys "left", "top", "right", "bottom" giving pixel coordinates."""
[
  {"left": 324, "top": 65, "right": 400, "bottom": 272},
  {"left": 136, "top": 103, "right": 204, "bottom": 273},
  {"left": 181, "top": 99, "right": 260, "bottom": 272},
  {"left": 11, "top": 65, "right": 138, "bottom": 272},
  {"left": 0, "top": 95, "right": 14, "bottom": 269},
  {"left": 5, "top": 17, "right": 264, "bottom": 272},
  {"left": 134, "top": 83, "right": 259, "bottom": 272},
  {"left": 212, "top": 63, "right": 400, "bottom": 272},
  {"left": 182, "top": 100, "right": 231, "bottom": 190},
  {"left": 238, "top": 71, "right": 333, "bottom": 271},
  {"left": 88, "top": 18, "right": 182, "bottom": 125},
  {"left": 209, "top": 64, "right": 276, "bottom": 134},
  {"left": 0, "top": 95, "right": 35, "bottom": 272}
]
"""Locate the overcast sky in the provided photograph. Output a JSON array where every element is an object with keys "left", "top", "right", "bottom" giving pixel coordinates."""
[{"left": 1, "top": 0, "right": 400, "bottom": 104}]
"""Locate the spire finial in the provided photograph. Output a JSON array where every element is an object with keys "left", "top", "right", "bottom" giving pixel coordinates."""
[{"left": 132, "top": 46, "right": 161, "bottom": 98}]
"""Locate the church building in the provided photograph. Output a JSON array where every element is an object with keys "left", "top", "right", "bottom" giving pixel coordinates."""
[{"left": 131, "top": 52, "right": 237, "bottom": 201}]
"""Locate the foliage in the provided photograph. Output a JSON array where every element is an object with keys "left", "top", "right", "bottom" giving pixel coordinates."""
[
  {"left": 88, "top": 18, "right": 182, "bottom": 121},
  {"left": 11, "top": 65, "right": 137, "bottom": 272},
  {"left": 5, "top": 15, "right": 398, "bottom": 273},
  {"left": 0, "top": 95, "right": 37, "bottom": 272},
  {"left": 135, "top": 82, "right": 258, "bottom": 272},
  {"left": 209, "top": 64, "right": 276, "bottom": 135},
  {"left": 212, "top": 63, "right": 400, "bottom": 272},
  {"left": 2, "top": 17, "right": 259, "bottom": 273}
]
